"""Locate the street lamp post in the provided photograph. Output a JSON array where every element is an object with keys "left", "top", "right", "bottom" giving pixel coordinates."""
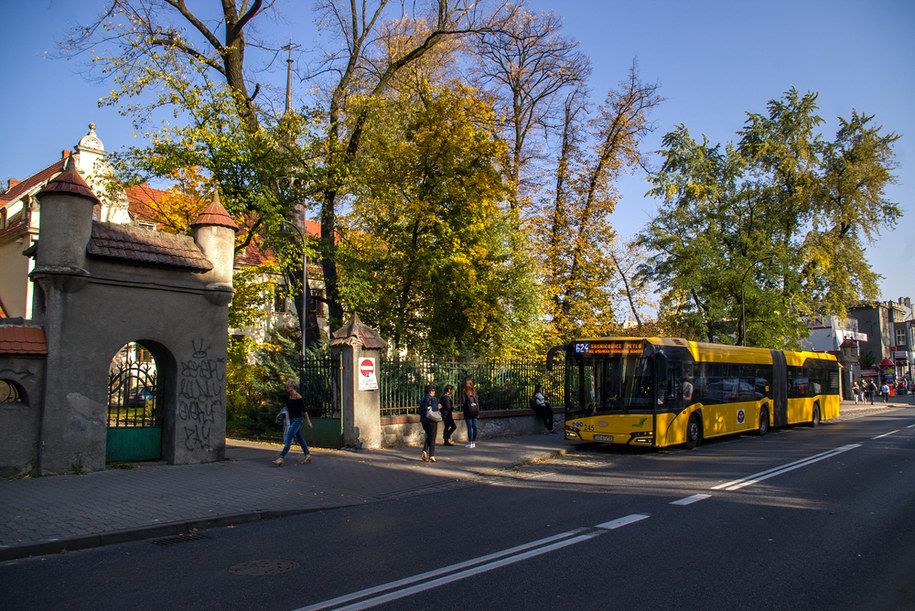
[
  {"left": 279, "top": 221, "right": 307, "bottom": 360},
  {"left": 740, "top": 256, "right": 772, "bottom": 346}
]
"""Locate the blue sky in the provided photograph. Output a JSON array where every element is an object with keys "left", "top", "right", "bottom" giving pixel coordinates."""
[{"left": 2, "top": 0, "right": 912, "bottom": 303}]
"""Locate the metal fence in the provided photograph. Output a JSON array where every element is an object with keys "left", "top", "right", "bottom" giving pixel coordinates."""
[
  {"left": 299, "top": 353, "right": 342, "bottom": 418},
  {"left": 380, "top": 356, "right": 564, "bottom": 417},
  {"left": 107, "top": 359, "right": 160, "bottom": 427}
]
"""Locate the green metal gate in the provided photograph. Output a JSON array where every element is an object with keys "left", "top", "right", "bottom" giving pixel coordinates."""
[
  {"left": 300, "top": 353, "right": 343, "bottom": 448},
  {"left": 107, "top": 355, "right": 161, "bottom": 462}
]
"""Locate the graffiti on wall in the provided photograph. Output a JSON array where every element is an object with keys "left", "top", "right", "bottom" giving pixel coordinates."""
[{"left": 178, "top": 338, "right": 225, "bottom": 451}]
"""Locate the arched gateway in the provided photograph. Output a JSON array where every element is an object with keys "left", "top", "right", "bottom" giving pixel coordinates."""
[{"left": 0, "top": 159, "right": 236, "bottom": 475}]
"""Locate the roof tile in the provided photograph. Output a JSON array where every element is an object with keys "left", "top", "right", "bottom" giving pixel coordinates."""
[
  {"left": 0, "top": 326, "right": 48, "bottom": 355},
  {"left": 87, "top": 222, "right": 213, "bottom": 272}
]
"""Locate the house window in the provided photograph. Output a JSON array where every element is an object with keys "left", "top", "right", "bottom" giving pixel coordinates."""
[{"left": 895, "top": 327, "right": 907, "bottom": 348}]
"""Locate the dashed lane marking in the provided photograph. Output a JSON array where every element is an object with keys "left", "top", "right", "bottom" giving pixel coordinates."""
[{"left": 670, "top": 494, "right": 711, "bottom": 506}]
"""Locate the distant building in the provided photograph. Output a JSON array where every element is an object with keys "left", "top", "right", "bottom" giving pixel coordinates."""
[
  {"left": 848, "top": 298, "right": 913, "bottom": 387},
  {"left": 1, "top": 125, "right": 140, "bottom": 318},
  {"left": 801, "top": 315, "right": 868, "bottom": 398},
  {"left": 800, "top": 315, "right": 868, "bottom": 352}
]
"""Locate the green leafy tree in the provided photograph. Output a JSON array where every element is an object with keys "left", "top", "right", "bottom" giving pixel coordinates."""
[
  {"left": 225, "top": 263, "right": 281, "bottom": 430},
  {"left": 227, "top": 328, "right": 301, "bottom": 439},
  {"left": 339, "top": 84, "right": 540, "bottom": 356},
  {"left": 642, "top": 89, "right": 901, "bottom": 347},
  {"left": 308, "top": 0, "right": 522, "bottom": 330}
]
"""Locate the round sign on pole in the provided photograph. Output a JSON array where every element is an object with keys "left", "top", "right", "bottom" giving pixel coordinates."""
[
  {"left": 360, "top": 359, "right": 374, "bottom": 377},
  {"left": 358, "top": 357, "right": 378, "bottom": 391}
]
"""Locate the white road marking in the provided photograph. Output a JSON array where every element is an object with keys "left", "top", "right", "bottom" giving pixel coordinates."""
[
  {"left": 595, "top": 514, "right": 651, "bottom": 530},
  {"left": 872, "top": 430, "right": 900, "bottom": 439},
  {"left": 296, "top": 529, "right": 597, "bottom": 611},
  {"left": 711, "top": 444, "right": 861, "bottom": 491},
  {"left": 671, "top": 494, "right": 711, "bottom": 506}
]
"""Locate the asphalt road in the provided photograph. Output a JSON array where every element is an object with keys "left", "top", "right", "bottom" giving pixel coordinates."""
[{"left": 2, "top": 409, "right": 913, "bottom": 611}]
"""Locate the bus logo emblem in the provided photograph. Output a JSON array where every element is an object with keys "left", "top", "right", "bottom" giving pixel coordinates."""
[{"left": 737, "top": 409, "right": 745, "bottom": 424}]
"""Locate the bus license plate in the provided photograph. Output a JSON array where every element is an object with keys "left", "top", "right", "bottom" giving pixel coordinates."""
[{"left": 594, "top": 434, "right": 613, "bottom": 442}]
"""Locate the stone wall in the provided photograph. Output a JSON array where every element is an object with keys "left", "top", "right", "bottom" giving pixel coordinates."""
[
  {"left": 381, "top": 407, "right": 564, "bottom": 447},
  {"left": 0, "top": 353, "right": 45, "bottom": 477}
]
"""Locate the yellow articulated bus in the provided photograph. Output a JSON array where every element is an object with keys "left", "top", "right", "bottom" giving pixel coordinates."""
[{"left": 547, "top": 337, "right": 840, "bottom": 449}]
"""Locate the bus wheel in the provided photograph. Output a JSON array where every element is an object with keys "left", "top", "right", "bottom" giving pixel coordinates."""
[
  {"left": 809, "top": 403, "right": 821, "bottom": 427},
  {"left": 758, "top": 407, "right": 770, "bottom": 437},
  {"left": 686, "top": 414, "right": 702, "bottom": 449}
]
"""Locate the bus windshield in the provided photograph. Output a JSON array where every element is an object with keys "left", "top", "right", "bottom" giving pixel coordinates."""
[{"left": 567, "top": 354, "right": 655, "bottom": 418}]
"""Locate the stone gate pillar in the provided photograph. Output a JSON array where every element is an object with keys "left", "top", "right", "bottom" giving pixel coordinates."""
[{"left": 330, "top": 315, "right": 386, "bottom": 450}]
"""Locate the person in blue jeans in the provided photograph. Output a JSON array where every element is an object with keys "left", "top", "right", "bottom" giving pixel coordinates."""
[
  {"left": 273, "top": 379, "right": 313, "bottom": 466},
  {"left": 462, "top": 377, "right": 480, "bottom": 448}
]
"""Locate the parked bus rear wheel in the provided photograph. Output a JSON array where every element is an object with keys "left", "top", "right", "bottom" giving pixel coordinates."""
[
  {"left": 757, "top": 407, "right": 770, "bottom": 436},
  {"left": 809, "top": 403, "right": 821, "bottom": 427},
  {"left": 685, "top": 413, "right": 702, "bottom": 449}
]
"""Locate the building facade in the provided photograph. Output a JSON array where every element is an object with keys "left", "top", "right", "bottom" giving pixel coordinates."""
[
  {"left": 1, "top": 125, "right": 133, "bottom": 319},
  {"left": 801, "top": 315, "right": 868, "bottom": 398},
  {"left": 848, "top": 298, "right": 913, "bottom": 388}
]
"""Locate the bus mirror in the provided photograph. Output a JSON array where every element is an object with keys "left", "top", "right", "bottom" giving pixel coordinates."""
[{"left": 546, "top": 344, "right": 566, "bottom": 371}]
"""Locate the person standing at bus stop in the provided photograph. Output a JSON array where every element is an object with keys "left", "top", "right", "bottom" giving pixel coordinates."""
[
  {"left": 419, "top": 385, "right": 440, "bottom": 462},
  {"left": 440, "top": 384, "right": 457, "bottom": 446},
  {"left": 462, "top": 377, "right": 480, "bottom": 448},
  {"left": 880, "top": 381, "right": 890, "bottom": 403}
]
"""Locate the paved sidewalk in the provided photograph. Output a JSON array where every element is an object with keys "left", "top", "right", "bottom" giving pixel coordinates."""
[
  {"left": 0, "top": 433, "right": 568, "bottom": 562},
  {"left": 1, "top": 397, "right": 911, "bottom": 562}
]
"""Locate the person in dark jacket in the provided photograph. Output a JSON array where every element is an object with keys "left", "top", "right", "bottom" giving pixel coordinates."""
[
  {"left": 530, "top": 383, "right": 555, "bottom": 433},
  {"left": 461, "top": 377, "right": 480, "bottom": 448},
  {"left": 273, "top": 379, "right": 313, "bottom": 466},
  {"left": 440, "top": 384, "right": 457, "bottom": 446},
  {"left": 419, "top": 385, "right": 440, "bottom": 462}
]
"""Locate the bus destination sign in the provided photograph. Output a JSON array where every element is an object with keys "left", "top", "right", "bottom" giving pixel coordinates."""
[{"left": 574, "top": 340, "right": 643, "bottom": 355}]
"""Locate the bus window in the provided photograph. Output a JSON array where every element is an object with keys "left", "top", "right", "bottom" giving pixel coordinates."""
[
  {"left": 788, "top": 366, "right": 810, "bottom": 397},
  {"left": 739, "top": 364, "right": 763, "bottom": 402}
]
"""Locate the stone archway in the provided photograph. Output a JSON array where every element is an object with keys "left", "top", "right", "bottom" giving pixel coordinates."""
[{"left": 23, "top": 162, "right": 236, "bottom": 474}]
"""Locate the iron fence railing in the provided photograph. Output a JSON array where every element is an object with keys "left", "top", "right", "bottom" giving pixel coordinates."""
[
  {"left": 380, "top": 356, "right": 564, "bottom": 418},
  {"left": 108, "top": 359, "right": 160, "bottom": 428}
]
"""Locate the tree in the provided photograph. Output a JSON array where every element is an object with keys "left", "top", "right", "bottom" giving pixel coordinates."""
[
  {"left": 641, "top": 89, "right": 901, "bottom": 347},
  {"left": 64, "top": 0, "right": 324, "bottom": 347},
  {"left": 67, "top": 0, "right": 524, "bottom": 336},
  {"left": 308, "top": 0, "right": 522, "bottom": 329},
  {"left": 339, "top": 84, "right": 540, "bottom": 356},
  {"left": 127, "top": 166, "right": 213, "bottom": 233},
  {"left": 540, "top": 64, "right": 662, "bottom": 343},
  {"left": 473, "top": 8, "right": 591, "bottom": 213}
]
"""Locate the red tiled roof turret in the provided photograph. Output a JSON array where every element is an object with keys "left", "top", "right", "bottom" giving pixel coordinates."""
[
  {"left": 37, "top": 156, "right": 99, "bottom": 205},
  {"left": 191, "top": 193, "right": 238, "bottom": 231}
]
